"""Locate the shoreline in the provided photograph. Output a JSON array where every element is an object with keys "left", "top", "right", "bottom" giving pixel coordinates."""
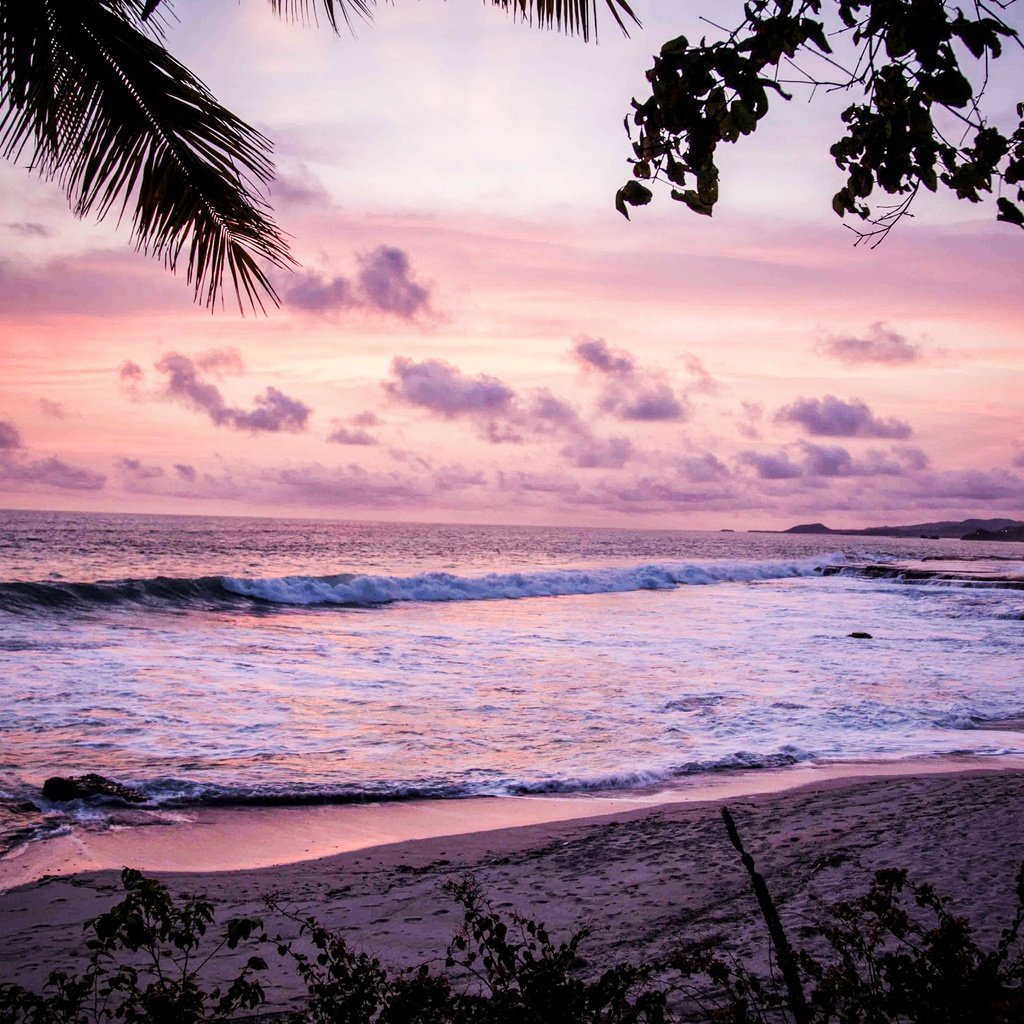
[
  {"left": 3, "top": 754, "right": 1023, "bottom": 893},
  {"left": 3, "top": 764, "right": 1024, "bottom": 1006}
]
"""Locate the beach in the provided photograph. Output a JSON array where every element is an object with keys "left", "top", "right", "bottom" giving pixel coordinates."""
[
  {"left": 3, "top": 765, "right": 1023, "bottom": 1011},
  {"left": 3, "top": 514, "right": 1024, "bottom": 1012}
]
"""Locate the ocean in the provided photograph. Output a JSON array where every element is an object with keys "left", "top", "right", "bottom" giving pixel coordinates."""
[{"left": 1, "top": 509, "right": 1023, "bottom": 855}]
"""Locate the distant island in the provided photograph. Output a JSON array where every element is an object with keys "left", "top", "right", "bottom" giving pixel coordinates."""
[{"left": 761, "top": 518, "right": 1024, "bottom": 541}]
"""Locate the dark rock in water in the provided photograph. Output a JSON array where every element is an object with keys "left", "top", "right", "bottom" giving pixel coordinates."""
[
  {"left": 42, "top": 774, "right": 147, "bottom": 804},
  {"left": 848, "top": 631, "right": 873, "bottom": 639},
  {"left": 0, "top": 797, "right": 40, "bottom": 816}
]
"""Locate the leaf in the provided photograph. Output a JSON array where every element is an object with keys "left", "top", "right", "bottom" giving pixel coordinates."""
[
  {"left": 996, "top": 197, "right": 1024, "bottom": 227},
  {"left": 927, "top": 69, "right": 973, "bottom": 108},
  {"left": 731, "top": 99, "right": 758, "bottom": 134},
  {"left": 0, "top": 1, "right": 294, "bottom": 311},
  {"left": 622, "top": 180, "right": 653, "bottom": 204},
  {"left": 616, "top": 179, "right": 653, "bottom": 218},
  {"left": 672, "top": 188, "right": 714, "bottom": 216},
  {"left": 803, "top": 19, "right": 832, "bottom": 55},
  {"left": 660, "top": 34, "right": 690, "bottom": 56}
]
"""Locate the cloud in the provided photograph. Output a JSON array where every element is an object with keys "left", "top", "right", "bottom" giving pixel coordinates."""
[
  {"left": 798, "top": 442, "right": 855, "bottom": 478},
  {"left": 737, "top": 401, "right": 764, "bottom": 440},
  {"left": 601, "top": 381, "right": 687, "bottom": 422},
  {"left": 38, "top": 398, "right": 67, "bottom": 419},
  {"left": 0, "top": 454, "right": 105, "bottom": 491},
  {"left": 358, "top": 246, "right": 432, "bottom": 318},
  {"left": 6, "top": 222, "right": 51, "bottom": 238},
  {"left": 327, "top": 423, "right": 378, "bottom": 445},
  {"left": 0, "top": 419, "right": 22, "bottom": 449},
  {"left": 285, "top": 246, "right": 432, "bottom": 319},
  {"left": 119, "top": 360, "right": 144, "bottom": 384},
  {"left": 225, "top": 387, "right": 311, "bottom": 433},
  {"left": 572, "top": 336, "right": 635, "bottom": 376},
  {"left": 741, "top": 442, "right": 930, "bottom": 482},
  {"left": 108, "top": 453, "right": 487, "bottom": 508},
  {"left": 775, "top": 395, "right": 911, "bottom": 439},
  {"left": 383, "top": 358, "right": 590, "bottom": 446},
  {"left": 572, "top": 336, "right": 688, "bottom": 423},
  {"left": 680, "top": 353, "right": 720, "bottom": 395},
  {"left": 739, "top": 450, "right": 803, "bottom": 480},
  {"left": 194, "top": 347, "right": 245, "bottom": 375},
  {"left": 676, "top": 452, "right": 730, "bottom": 483},
  {"left": 117, "top": 458, "right": 166, "bottom": 491},
  {"left": 560, "top": 433, "right": 634, "bottom": 469},
  {"left": 909, "top": 469, "right": 1024, "bottom": 502},
  {"left": 593, "top": 475, "right": 739, "bottom": 513},
  {"left": 125, "top": 351, "right": 311, "bottom": 434},
  {"left": 271, "top": 167, "right": 333, "bottom": 206},
  {"left": 0, "top": 419, "right": 104, "bottom": 491},
  {"left": 385, "top": 357, "right": 515, "bottom": 418},
  {"left": 819, "top": 322, "right": 921, "bottom": 365},
  {"left": 528, "top": 390, "right": 584, "bottom": 433},
  {"left": 263, "top": 460, "right": 484, "bottom": 508},
  {"left": 0, "top": 251, "right": 198, "bottom": 318},
  {"left": 496, "top": 470, "right": 582, "bottom": 500},
  {"left": 286, "top": 273, "right": 357, "bottom": 313}
]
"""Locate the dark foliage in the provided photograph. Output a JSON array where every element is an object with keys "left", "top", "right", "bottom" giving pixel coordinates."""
[
  {"left": 0, "top": 868, "right": 267, "bottom": 1023},
  {"left": 2, "top": 813, "right": 1023, "bottom": 1023},
  {"left": 0, "top": 0, "right": 295, "bottom": 313},
  {"left": 619, "top": 1, "right": 1024, "bottom": 244},
  {"left": 675, "top": 858, "right": 1024, "bottom": 1022},
  {"left": 267, "top": 877, "right": 669, "bottom": 1023},
  {"left": 0, "top": 0, "right": 636, "bottom": 312}
]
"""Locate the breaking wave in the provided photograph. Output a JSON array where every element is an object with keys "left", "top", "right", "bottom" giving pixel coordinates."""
[
  {"left": 0, "top": 554, "right": 846, "bottom": 615},
  {"left": 29, "top": 750, "right": 821, "bottom": 818}
]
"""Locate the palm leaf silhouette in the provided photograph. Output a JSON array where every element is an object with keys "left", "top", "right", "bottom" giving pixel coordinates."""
[
  {"left": 1, "top": 0, "right": 296, "bottom": 312},
  {"left": 1, "top": 0, "right": 637, "bottom": 312}
]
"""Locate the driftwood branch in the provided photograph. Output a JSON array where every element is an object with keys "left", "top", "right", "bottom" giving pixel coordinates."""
[{"left": 721, "top": 805, "right": 811, "bottom": 1024}]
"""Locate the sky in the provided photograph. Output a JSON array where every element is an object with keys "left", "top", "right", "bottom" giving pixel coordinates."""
[{"left": 1, "top": 0, "right": 1023, "bottom": 530}]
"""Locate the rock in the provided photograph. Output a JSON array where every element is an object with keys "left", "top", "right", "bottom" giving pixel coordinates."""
[
  {"left": 0, "top": 798, "right": 40, "bottom": 816},
  {"left": 848, "top": 631, "right": 873, "bottom": 639},
  {"left": 42, "top": 774, "right": 147, "bottom": 804}
]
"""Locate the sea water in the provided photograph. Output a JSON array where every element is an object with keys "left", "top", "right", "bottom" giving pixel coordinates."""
[{"left": 1, "top": 509, "right": 1023, "bottom": 852}]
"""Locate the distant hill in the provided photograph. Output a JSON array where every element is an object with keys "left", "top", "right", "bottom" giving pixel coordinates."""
[
  {"left": 774, "top": 518, "right": 1024, "bottom": 540},
  {"left": 961, "top": 524, "right": 1024, "bottom": 542}
]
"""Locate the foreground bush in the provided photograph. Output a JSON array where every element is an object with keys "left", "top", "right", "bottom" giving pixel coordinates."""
[{"left": 2, "top": 810, "right": 1022, "bottom": 1023}]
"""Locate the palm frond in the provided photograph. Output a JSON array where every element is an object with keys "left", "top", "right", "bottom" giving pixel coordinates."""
[
  {"left": 267, "top": 0, "right": 638, "bottom": 40},
  {"left": 269, "top": 0, "right": 375, "bottom": 32},
  {"left": 0, "top": 0, "right": 293, "bottom": 312},
  {"left": 493, "top": 0, "right": 639, "bottom": 40}
]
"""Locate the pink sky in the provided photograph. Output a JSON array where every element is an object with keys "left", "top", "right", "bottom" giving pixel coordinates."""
[{"left": 1, "top": 0, "right": 1023, "bottom": 529}]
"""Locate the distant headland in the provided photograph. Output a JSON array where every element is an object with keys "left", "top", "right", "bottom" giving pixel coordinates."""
[{"left": 757, "top": 518, "right": 1024, "bottom": 541}]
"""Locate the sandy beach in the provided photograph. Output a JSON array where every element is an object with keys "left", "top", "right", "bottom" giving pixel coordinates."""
[{"left": 3, "top": 764, "right": 1023, "bottom": 1011}]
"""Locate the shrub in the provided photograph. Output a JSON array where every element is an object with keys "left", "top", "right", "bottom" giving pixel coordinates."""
[
  {"left": 0, "top": 868, "right": 266, "bottom": 1024},
  {"left": 2, "top": 813, "right": 1022, "bottom": 1023}
]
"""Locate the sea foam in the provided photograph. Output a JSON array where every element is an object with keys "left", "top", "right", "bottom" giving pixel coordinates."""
[{"left": 220, "top": 554, "right": 846, "bottom": 607}]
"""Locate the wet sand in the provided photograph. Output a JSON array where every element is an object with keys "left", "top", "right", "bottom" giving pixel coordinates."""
[{"left": 2, "top": 764, "right": 1024, "bottom": 1010}]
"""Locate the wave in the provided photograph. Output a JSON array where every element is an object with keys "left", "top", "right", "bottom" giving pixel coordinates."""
[
  {"left": 0, "top": 554, "right": 845, "bottom": 615},
  {"left": 28, "top": 750, "right": 818, "bottom": 816}
]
